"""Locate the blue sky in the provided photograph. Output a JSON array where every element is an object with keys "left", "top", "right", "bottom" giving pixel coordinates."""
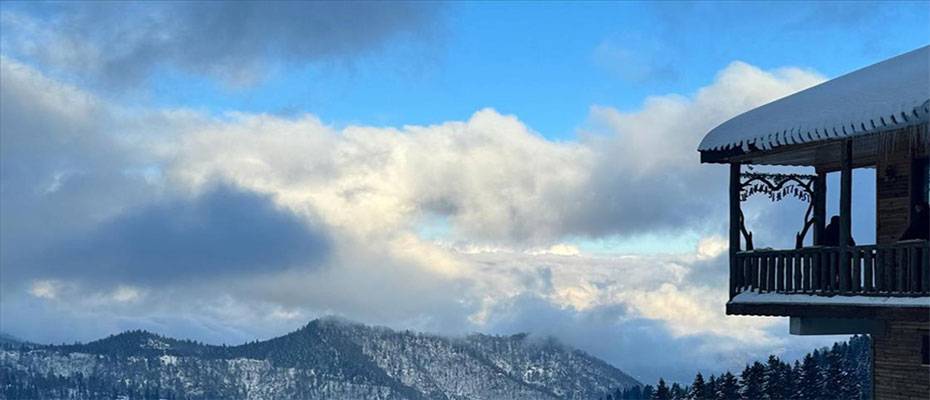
[
  {"left": 1, "top": 0, "right": 928, "bottom": 384},
  {"left": 129, "top": 2, "right": 930, "bottom": 139}
]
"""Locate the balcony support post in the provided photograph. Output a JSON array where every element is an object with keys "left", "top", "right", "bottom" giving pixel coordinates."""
[
  {"left": 813, "top": 170, "right": 827, "bottom": 246},
  {"left": 730, "top": 163, "right": 742, "bottom": 299},
  {"left": 839, "top": 140, "right": 853, "bottom": 292}
]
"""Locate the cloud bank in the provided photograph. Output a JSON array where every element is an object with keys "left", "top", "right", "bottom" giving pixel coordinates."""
[{"left": 0, "top": 49, "right": 837, "bottom": 383}]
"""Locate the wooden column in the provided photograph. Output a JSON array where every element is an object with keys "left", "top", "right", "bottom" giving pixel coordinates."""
[
  {"left": 839, "top": 140, "right": 853, "bottom": 292},
  {"left": 730, "top": 163, "right": 742, "bottom": 299},
  {"left": 813, "top": 170, "right": 827, "bottom": 245}
]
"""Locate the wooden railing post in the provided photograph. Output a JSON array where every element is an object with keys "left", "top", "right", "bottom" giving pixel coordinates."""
[
  {"left": 839, "top": 140, "right": 852, "bottom": 293},
  {"left": 729, "top": 163, "right": 741, "bottom": 299},
  {"left": 920, "top": 242, "right": 930, "bottom": 296}
]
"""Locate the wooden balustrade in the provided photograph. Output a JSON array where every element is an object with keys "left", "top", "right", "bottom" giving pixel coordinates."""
[{"left": 731, "top": 240, "right": 930, "bottom": 299}]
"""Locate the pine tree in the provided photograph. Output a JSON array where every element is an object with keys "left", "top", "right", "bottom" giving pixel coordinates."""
[
  {"left": 642, "top": 384, "right": 655, "bottom": 400},
  {"left": 821, "top": 346, "right": 847, "bottom": 398},
  {"left": 796, "top": 353, "right": 821, "bottom": 400},
  {"left": 782, "top": 360, "right": 798, "bottom": 400},
  {"left": 830, "top": 343, "right": 859, "bottom": 400},
  {"left": 629, "top": 386, "right": 645, "bottom": 400},
  {"left": 739, "top": 362, "right": 764, "bottom": 400},
  {"left": 688, "top": 372, "right": 708, "bottom": 400},
  {"left": 715, "top": 372, "right": 739, "bottom": 400},
  {"left": 761, "top": 355, "right": 780, "bottom": 400},
  {"left": 622, "top": 386, "right": 643, "bottom": 400},
  {"left": 706, "top": 375, "right": 718, "bottom": 399},
  {"left": 670, "top": 383, "right": 687, "bottom": 400},
  {"left": 851, "top": 335, "right": 872, "bottom": 400},
  {"left": 653, "top": 379, "right": 671, "bottom": 400}
]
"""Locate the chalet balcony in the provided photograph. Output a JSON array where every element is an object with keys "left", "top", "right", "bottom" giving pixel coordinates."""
[
  {"left": 698, "top": 46, "right": 929, "bottom": 398},
  {"left": 732, "top": 240, "right": 930, "bottom": 298}
]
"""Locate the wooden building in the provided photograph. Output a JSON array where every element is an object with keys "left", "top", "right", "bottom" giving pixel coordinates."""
[{"left": 699, "top": 46, "right": 929, "bottom": 399}]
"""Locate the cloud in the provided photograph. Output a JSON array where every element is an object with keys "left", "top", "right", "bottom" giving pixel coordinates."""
[
  {"left": 28, "top": 184, "right": 331, "bottom": 285},
  {"left": 481, "top": 293, "right": 835, "bottom": 385},
  {"left": 165, "top": 62, "right": 823, "bottom": 246},
  {"left": 0, "top": 55, "right": 836, "bottom": 379},
  {"left": 168, "top": 109, "right": 595, "bottom": 245},
  {"left": 0, "top": 56, "right": 165, "bottom": 284},
  {"left": 0, "top": 1, "right": 444, "bottom": 86}
]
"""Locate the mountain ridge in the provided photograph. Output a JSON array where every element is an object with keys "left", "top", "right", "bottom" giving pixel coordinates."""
[{"left": 0, "top": 317, "right": 640, "bottom": 399}]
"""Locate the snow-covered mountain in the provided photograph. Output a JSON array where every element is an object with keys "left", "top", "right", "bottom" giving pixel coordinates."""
[{"left": 0, "top": 318, "right": 639, "bottom": 399}]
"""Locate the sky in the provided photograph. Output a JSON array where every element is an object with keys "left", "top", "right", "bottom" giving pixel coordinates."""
[{"left": 1, "top": 1, "right": 928, "bottom": 384}]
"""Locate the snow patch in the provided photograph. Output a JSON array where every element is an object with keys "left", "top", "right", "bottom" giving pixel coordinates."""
[
  {"left": 700, "top": 46, "right": 929, "bottom": 153},
  {"left": 160, "top": 354, "right": 178, "bottom": 366},
  {"left": 731, "top": 291, "right": 930, "bottom": 307}
]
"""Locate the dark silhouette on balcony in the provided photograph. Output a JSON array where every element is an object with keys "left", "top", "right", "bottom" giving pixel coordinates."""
[
  {"left": 822, "top": 215, "right": 855, "bottom": 247},
  {"left": 900, "top": 201, "right": 929, "bottom": 241}
]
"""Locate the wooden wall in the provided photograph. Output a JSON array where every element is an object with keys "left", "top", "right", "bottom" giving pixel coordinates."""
[
  {"left": 876, "top": 141, "right": 915, "bottom": 245},
  {"left": 872, "top": 320, "right": 930, "bottom": 400},
  {"left": 872, "top": 131, "right": 929, "bottom": 400}
]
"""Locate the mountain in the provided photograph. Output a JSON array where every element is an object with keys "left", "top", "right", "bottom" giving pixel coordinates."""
[
  {"left": 0, "top": 318, "right": 640, "bottom": 399},
  {"left": 0, "top": 334, "right": 24, "bottom": 347}
]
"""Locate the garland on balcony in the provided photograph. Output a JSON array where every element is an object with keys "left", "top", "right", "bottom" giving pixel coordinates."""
[
  {"left": 739, "top": 172, "right": 818, "bottom": 250},
  {"left": 739, "top": 172, "right": 816, "bottom": 203}
]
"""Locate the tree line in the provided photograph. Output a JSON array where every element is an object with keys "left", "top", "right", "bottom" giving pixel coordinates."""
[{"left": 603, "top": 335, "right": 871, "bottom": 400}]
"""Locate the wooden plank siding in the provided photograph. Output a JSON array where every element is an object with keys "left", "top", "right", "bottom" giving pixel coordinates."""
[
  {"left": 872, "top": 320, "right": 930, "bottom": 400},
  {"left": 877, "top": 138, "right": 916, "bottom": 245}
]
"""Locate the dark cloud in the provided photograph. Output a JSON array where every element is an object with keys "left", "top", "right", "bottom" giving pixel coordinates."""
[
  {"left": 0, "top": 58, "right": 162, "bottom": 289},
  {"left": 0, "top": 58, "right": 329, "bottom": 288},
  {"left": 567, "top": 163, "right": 724, "bottom": 239},
  {"left": 29, "top": 184, "right": 330, "bottom": 284},
  {"left": 2, "top": 1, "right": 444, "bottom": 86}
]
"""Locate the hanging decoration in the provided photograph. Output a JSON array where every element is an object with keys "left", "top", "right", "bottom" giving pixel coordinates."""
[
  {"left": 739, "top": 172, "right": 818, "bottom": 250},
  {"left": 739, "top": 172, "right": 816, "bottom": 203}
]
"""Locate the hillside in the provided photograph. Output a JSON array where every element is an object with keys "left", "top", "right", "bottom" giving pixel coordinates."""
[{"left": 0, "top": 318, "right": 639, "bottom": 400}]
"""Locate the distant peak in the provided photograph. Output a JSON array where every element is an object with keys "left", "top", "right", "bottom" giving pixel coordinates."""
[
  {"left": 113, "top": 329, "right": 160, "bottom": 339},
  {"left": 303, "top": 316, "right": 364, "bottom": 330},
  {"left": 86, "top": 329, "right": 173, "bottom": 350}
]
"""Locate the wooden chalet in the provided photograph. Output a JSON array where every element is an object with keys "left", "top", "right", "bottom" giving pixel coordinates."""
[{"left": 699, "top": 46, "right": 929, "bottom": 399}]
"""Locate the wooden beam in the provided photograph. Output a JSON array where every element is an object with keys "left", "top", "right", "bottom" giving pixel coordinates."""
[
  {"left": 730, "top": 163, "right": 742, "bottom": 299},
  {"left": 839, "top": 140, "right": 853, "bottom": 292},
  {"left": 789, "top": 317, "right": 885, "bottom": 336},
  {"left": 813, "top": 170, "right": 827, "bottom": 245}
]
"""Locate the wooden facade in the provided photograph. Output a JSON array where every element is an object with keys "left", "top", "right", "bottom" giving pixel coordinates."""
[
  {"left": 703, "top": 123, "right": 929, "bottom": 400},
  {"left": 698, "top": 47, "right": 929, "bottom": 399},
  {"left": 873, "top": 321, "right": 930, "bottom": 400}
]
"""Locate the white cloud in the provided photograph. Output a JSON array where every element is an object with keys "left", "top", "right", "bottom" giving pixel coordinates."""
[
  {"left": 526, "top": 244, "right": 582, "bottom": 257},
  {"left": 111, "top": 286, "right": 143, "bottom": 303},
  {"left": 0, "top": 55, "right": 835, "bottom": 377},
  {"left": 28, "top": 280, "right": 61, "bottom": 300},
  {"left": 696, "top": 236, "right": 728, "bottom": 260}
]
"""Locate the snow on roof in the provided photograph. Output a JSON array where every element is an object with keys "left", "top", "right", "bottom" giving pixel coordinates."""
[
  {"left": 699, "top": 46, "right": 930, "bottom": 153},
  {"left": 730, "top": 291, "right": 930, "bottom": 308}
]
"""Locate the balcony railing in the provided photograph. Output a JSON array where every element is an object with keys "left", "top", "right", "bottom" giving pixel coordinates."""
[{"left": 732, "top": 240, "right": 930, "bottom": 299}]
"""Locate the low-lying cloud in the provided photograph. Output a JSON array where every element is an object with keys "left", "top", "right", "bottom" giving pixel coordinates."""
[{"left": 0, "top": 54, "right": 838, "bottom": 380}]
